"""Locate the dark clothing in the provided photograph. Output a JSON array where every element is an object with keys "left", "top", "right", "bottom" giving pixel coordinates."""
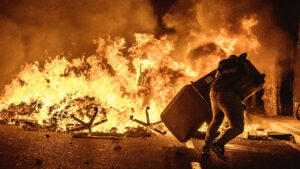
[
  {"left": 205, "top": 89, "right": 244, "bottom": 146},
  {"left": 205, "top": 56, "right": 249, "bottom": 147},
  {"left": 213, "top": 56, "right": 250, "bottom": 100}
]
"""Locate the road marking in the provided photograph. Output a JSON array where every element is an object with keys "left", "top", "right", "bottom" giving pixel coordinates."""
[
  {"left": 185, "top": 140, "right": 202, "bottom": 169},
  {"left": 226, "top": 143, "right": 269, "bottom": 152},
  {"left": 191, "top": 162, "right": 202, "bottom": 169}
]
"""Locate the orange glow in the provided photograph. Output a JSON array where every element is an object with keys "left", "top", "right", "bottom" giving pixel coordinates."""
[
  {"left": 0, "top": 15, "right": 260, "bottom": 133},
  {"left": 0, "top": 34, "right": 197, "bottom": 132}
]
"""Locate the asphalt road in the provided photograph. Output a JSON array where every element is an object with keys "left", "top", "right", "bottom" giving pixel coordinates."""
[{"left": 0, "top": 125, "right": 300, "bottom": 169}]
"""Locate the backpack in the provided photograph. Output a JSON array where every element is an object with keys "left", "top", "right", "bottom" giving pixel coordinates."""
[{"left": 217, "top": 53, "right": 247, "bottom": 76}]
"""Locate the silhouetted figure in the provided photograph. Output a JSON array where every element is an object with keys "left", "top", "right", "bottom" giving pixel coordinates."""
[{"left": 202, "top": 53, "right": 249, "bottom": 161}]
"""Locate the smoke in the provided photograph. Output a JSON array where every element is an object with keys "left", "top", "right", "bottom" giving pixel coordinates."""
[
  {"left": 0, "top": 18, "right": 25, "bottom": 89},
  {"left": 0, "top": 0, "right": 297, "bottom": 115},
  {"left": 188, "top": 42, "right": 226, "bottom": 60},
  {"left": 162, "top": 0, "right": 297, "bottom": 115},
  {"left": 0, "top": 0, "right": 157, "bottom": 90}
]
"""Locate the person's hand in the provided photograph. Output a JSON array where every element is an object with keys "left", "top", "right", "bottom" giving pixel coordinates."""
[{"left": 242, "top": 104, "right": 246, "bottom": 110}]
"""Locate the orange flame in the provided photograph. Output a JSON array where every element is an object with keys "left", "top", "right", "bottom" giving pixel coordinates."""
[
  {"left": 0, "top": 16, "right": 260, "bottom": 133},
  {"left": 0, "top": 34, "right": 197, "bottom": 132}
]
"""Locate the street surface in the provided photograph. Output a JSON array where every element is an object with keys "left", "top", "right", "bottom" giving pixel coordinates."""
[{"left": 0, "top": 125, "right": 300, "bottom": 169}]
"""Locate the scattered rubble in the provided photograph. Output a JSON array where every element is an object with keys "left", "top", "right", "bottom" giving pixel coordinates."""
[
  {"left": 0, "top": 119, "right": 6, "bottom": 124},
  {"left": 248, "top": 133, "right": 269, "bottom": 140},
  {"left": 72, "top": 134, "right": 123, "bottom": 140},
  {"left": 124, "top": 126, "right": 152, "bottom": 138},
  {"left": 113, "top": 145, "right": 121, "bottom": 151},
  {"left": 35, "top": 159, "right": 43, "bottom": 166},
  {"left": 247, "top": 129, "right": 295, "bottom": 142},
  {"left": 1, "top": 101, "right": 42, "bottom": 120},
  {"left": 72, "top": 126, "right": 153, "bottom": 139},
  {"left": 70, "top": 106, "right": 163, "bottom": 139},
  {"left": 1, "top": 104, "right": 166, "bottom": 139},
  {"left": 267, "top": 132, "right": 294, "bottom": 141}
]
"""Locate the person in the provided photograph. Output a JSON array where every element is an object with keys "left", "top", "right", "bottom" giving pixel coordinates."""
[{"left": 202, "top": 53, "right": 249, "bottom": 161}]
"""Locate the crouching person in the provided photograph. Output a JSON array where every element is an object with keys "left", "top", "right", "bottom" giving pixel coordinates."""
[{"left": 202, "top": 54, "right": 248, "bottom": 161}]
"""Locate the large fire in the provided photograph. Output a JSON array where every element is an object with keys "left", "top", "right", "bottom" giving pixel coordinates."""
[{"left": 0, "top": 16, "right": 259, "bottom": 133}]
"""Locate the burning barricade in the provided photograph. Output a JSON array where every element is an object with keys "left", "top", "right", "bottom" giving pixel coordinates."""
[{"left": 0, "top": 35, "right": 186, "bottom": 138}]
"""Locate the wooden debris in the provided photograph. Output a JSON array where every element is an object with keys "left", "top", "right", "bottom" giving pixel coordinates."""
[
  {"left": 124, "top": 126, "right": 152, "bottom": 138},
  {"left": 247, "top": 131, "right": 269, "bottom": 140},
  {"left": 72, "top": 133, "right": 123, "bottom": 140},
  {"left": 0, "top": 119, "right": 7, "bottom": 124},
  {"left": 267, "top": 132, "right": 293, "bottom": 141}
]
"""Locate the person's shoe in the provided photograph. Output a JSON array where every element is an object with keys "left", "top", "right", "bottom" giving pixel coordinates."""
[
  {"left": 211, "top": 142, "right": 227, "bottom": 161},
  {"left": 201, "top": 145, "right": 210, "bottom": 157}
]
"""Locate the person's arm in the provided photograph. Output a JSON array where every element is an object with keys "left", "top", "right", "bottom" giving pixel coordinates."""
[{"left": 215, "top": 70, "right": 221, "bottom": 79}]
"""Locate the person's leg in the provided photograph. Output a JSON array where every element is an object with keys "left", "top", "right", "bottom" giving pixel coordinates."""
[
  {"left": 217, "top": 92, "right": 244, "bottom": 146},
  {"left": 202, "top": 91, "right": 224, "bottom": 156},
  {"left": 204, "top": 100, "right": 224, "bottom": 147}
]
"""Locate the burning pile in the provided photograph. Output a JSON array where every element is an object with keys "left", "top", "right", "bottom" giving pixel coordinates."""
[
  {"left": 0, "top": 12, "right": 261, "bottom": 135},
  {"left": 0, "top": 34, "right": 197, "bottom": 134}
]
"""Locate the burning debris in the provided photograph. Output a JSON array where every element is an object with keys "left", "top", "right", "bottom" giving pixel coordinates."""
[
  {"left": 67, "top": 107, "right": 107, "bottom": 133},
  {"left": 130, "top": 106, "right": 167, "bottom": 135},
  {"left": 0, "top": 94, "right": 167, "bottom": 139},
  {"left": 12, "top": 119, "right": 56, "bottom": 132},
  {"left": 0, "top": 34, "right": 192, "bottom": 135},
  {"left": 71, "top": 126, "right": 153, "bottom": 139},
  {"left": 6, "top": 107, "right": 164, "bottom": 139},
  {"left": 71, "top": 107, "right": 161, "bottom": 139},
  {"left": 0, "top": 97, "right": 165, "bottom": 139}
]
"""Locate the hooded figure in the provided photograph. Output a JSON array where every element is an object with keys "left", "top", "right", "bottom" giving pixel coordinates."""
[{"left": 202, "top": 54, "right": 249, "bottom": 161}]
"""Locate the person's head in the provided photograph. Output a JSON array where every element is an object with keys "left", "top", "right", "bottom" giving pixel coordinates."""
[{"left": 228, "top": 55, "right": 238, "bottom": 59}]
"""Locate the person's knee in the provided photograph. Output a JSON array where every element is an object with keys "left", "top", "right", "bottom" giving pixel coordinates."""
[
  {"left": 230, "top": 122, "right": 244, "bottom": 134},
  {"left": 234, "top": 124, "right": 244, "bottom": 134},
  {"left": 211, "top": 117, "right": 223, "bottom": 127}
]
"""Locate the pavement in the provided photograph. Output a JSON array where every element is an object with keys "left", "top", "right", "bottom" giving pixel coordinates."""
[
  {"left": 247, "top": 113, "right": 300, "bottom": 147},
  {"left": 1, "top": 124, "right": 300, "bottom": 169}
]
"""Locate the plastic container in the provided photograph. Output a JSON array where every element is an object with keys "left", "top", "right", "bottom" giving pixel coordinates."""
[{"left": 161, "top": 56, "right": 265, "bottom": 142}]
